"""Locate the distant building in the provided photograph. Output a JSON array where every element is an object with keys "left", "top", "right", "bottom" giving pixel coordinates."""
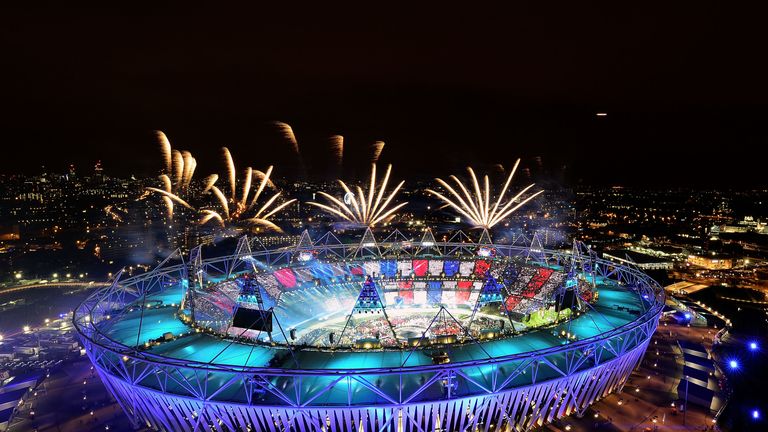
[
  {"left": 0, "top": 226, "right": 19, "bottom": 241},
  {"left": 718, "top": 216, "right": 767, "bottom": 234},
  {"left": 603, "top": 249, "right": 674, "bottom": 270},
  {"left": 687, "top": 254, "right": 742, "bottom": 270}
]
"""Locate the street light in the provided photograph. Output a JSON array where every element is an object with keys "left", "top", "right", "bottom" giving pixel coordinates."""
[{"left": 749, "top": 341, "right": 759, "bottom": 351}]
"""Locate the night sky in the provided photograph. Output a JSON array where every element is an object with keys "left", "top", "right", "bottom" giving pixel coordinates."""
[{"left": 0, "top": 5, "right": 766, "bottom": 186}]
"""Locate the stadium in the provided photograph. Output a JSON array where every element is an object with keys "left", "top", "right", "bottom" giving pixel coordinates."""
[{"left": 74, "top": 229, "right": 664, "bottom": 431}]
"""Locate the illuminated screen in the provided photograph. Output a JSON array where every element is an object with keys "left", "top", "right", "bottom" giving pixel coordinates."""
[
  {"left": 310, "top": 263, "right": 335, "bottom": 281},
  {"left": 414, "top": 282, "right": 427, "bottom": 304},
  {"left": 255, "top": 274, "right": 281, "bottom": 299},
  {"left": 428, "top": 260, "right": 443, "bottom": 276},
  {"left": 380, "top": 260, "right": 397, "bottom": 277},
  {"left": 293, "top": 267, "right": 313, "bottom": 283},
  {"left": 427, "top": 281, "right": 442, "bottom": 304},
  {"left": 348, "top": 264, "right": 365, "bottom": 276},
  {"left": 397, "top": 260, "right": 413, "bottom": 277},
  {"left": 443, "top": 260, "right": 459, "bottom": 276},
  {"left": 459, "top": 261, "right": 474, "bottom": 276},
  {"left": 273, "top": 268, "right": 297, "bottom": 289},
  {"left": 412, "top": 260, "right": 428, "bottom": 277},
  {"left": 474, "top": 260, "right": 491, "bottom": 277},
  {"left": 505, "top": 295, "right": 521, "bottom": 311},
  {"left": 398, "top": 280, "right": 414, "bottom": 303},
  {"left": 363, "top": 261, "right": 380, "bottom": 276},
  {"left": 457, "top": 280, "right": 472, "bottom": 303}
]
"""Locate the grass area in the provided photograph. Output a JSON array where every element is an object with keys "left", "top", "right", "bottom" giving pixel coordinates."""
[{"left": 526, "top": 307, "right": 571, "bottom": 328}]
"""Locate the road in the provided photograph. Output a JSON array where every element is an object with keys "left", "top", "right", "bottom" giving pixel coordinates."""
[{"left": 0, "top": 281, "right": 109, "bottom": 296}]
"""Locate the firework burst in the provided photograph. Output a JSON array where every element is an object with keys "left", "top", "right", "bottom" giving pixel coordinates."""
[
  {"left": 148, "top": 131, "right": 198, "bottom": 219},
  {"left": 426, "top": 159, "right": 543, "bottom": 229},
  {"left": 308, "top": 164, "right": 407, "bottom": 227},
  {"left": 199, "top": 147, "right": 296, "bottom": 232}
]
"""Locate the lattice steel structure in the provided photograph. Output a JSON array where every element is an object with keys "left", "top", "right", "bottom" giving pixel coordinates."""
[{"left": 74, "top": 229, "right": 664, "bottom": 432}]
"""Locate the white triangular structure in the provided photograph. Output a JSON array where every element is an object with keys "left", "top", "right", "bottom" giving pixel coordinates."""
[
  {"left": 445, "top": 230, "right": 476, "bottom": 256},
  {"left": 355, "top": 227, "right": 381, "bottom": 258},
  {"left": 381, "top": 229, "right": 411, "bottom": 257},
  {"left": 578, "top": 241, "right": 598, "bottom": 288},
  {"left": 227, "top": 235, "right": 252, "bottom": 278},
  {"left": 380, "top": 229, "right": 410, "bottom": 244},
  {"left": 249, "top": 235, "right": 268, "bottom": 252},
  {"left": 512, "top": 231, "right": 531, "bottom": 246},
  {"left": 181, "top": 245, "right": 203, "bottom": 318},
  {"left": 313, "top": 231, "right": 345, "bottom": 259},
  {"left": 447, "top": 229, "right": 473, "bottom": 244},
  {"left": 315, "top": 231, "right": 343, "bottom": 247},
  {"left": 526, "top": 231, "right": 545, "bottom": 262},
  {"left": 557, "top": 240, "right": 586, "bottom": 327},
  {"left": 415, "top": 228, "right": 441, "bottom": 256},
  {"left": 477, "top": 228, "right": 493, "bottom": 245},
  {"left": 234, "top": 235, "right": 251, "bottom": 256},
  {"left": 466, "top": 274, "right": 517, "bottom": 333},
  {"left": 336, "top": 276, "right": 397, "bottom": 347},
  {"left": 295, "top": 229, "right": 314, "bottom": 250}
]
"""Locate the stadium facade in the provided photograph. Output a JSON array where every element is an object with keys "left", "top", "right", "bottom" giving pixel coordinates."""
[{"left": 74, "top": 229, "right": 664, "bottom": 431}]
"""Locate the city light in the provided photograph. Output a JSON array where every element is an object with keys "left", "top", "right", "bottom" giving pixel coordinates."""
[{"left": 2, "top": 107, "right": 762, "bottom": 430}]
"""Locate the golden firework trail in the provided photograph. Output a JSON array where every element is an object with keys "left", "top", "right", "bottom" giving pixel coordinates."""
[
  {"left": 329, "top": 135, "right": 344, "bottom": 167},
  {"left": 426, "top": 159, "right": 543, "bottom": 229},
  {"left": 147, "top": 132, "right": 197, "bottom": 219},
  {"left": 371, "top": 141, "right": 385, "bottom": 164},
  {"left": 274, "top": 121, "right": 300, "bottom": 155},
  {"left": 308, "top": 163, "right": 407, "bottom": 227},
  {"left": 158, "top": 131, "right": 172, "bottom": 174},
  {"left": 199, "top": 147, "right": 295, "bottom": 232},
  {"left": 272, "top": 122, "right": 386, "bottom": 176}
]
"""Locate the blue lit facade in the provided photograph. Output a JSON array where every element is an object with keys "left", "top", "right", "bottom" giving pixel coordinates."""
[{"left": 74, "top": 230, "right": 664, "bottom": 431}]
